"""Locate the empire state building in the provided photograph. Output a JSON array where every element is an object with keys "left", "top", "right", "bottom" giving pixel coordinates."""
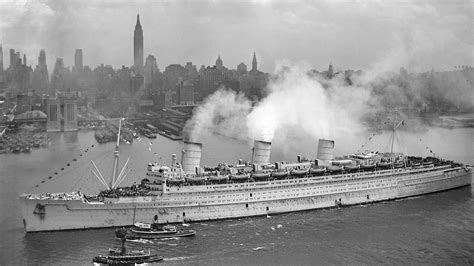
[{"left": 133, "top": 14, "right": 144, "bottom": 74}]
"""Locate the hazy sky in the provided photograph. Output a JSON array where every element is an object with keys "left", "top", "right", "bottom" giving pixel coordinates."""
[{"left": 0, "top": 0, "right": 472, "bottom": 73}]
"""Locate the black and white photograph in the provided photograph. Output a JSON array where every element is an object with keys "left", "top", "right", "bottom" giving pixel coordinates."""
[{"left": 0, "top": 0, "right": 473, "bottom": 264}]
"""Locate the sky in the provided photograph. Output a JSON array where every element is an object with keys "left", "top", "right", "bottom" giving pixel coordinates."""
[{"left": 0, "top": 0, "right": 472, "bottom": 73}]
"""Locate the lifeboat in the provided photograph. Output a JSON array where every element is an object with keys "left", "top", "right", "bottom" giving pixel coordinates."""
[
  {"left": 376, "top": 162, "right": 392, "bottom": 169},
  {"left": 186, "top": 176, "right": 208, "bottom": 183},
  {"left": 394, "top": 162, "right": 405, "bottom": 168},
  {"left": 271, "top": 171, "right": 289, "bottom": 179},
  {"left": 360, "top": 164, "right": 376, "bottom": 171},
  {"left": 252, "top": 172, "right": 271, "bottom": 180},
  {"left": 422, "top": 161, "right": 434, "bottom": 168},
  {"left": 328, "top": 165, "right": 343, "bottom": 172},
  {"left": 309, "top": 168, "right": 326, "bottom": 175},
  {"left": 345, "top": 165, "right": 360, "bottom": 172},
  {"left": 230, "top": 173, "right": 250, "bottom": 181},
  {"left": 166, "top": 178, "right": 185, "bottom": 185},
  {"left": 208, "top": 175, "right": 229, "bottom": 182},
  {"left": 290, "top": 168, "right": 309, "bottom": 176}
]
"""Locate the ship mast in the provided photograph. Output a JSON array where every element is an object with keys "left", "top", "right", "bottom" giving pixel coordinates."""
[
  {"left": 390, "top": 119, "right": 404, "bottom": 154},
  {"left": 110, "top": 118, "right": 123, "bottom": 189}
]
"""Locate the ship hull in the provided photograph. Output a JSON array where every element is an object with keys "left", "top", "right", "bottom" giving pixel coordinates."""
[{"left": 21, "top": 167, "right": 471, "bottom": 232}]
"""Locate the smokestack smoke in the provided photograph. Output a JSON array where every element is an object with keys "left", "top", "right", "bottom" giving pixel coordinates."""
[{"left": 183, "top": 88, "right": 251, "bottom": 142}]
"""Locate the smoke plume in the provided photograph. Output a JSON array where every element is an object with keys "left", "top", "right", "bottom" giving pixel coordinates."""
[
  {"left": 247, "top": 63, "right": 371, "bottom": 142},
  {"left": 183, "top": 88, "right": 251, "bottom": 142},
  {"left": 184, "top": 63, "right": 373, "bottom": 149}
]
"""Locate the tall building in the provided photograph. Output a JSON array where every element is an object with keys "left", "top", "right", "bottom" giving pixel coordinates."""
[
  {"left": 9, "top": 49, "right": 15, "bottom": 68},
  {"left": 144, "top": 54, "right": 159, "bottom": 91},
  {"left": 216, "top": 55, "right": 223, "bottom": 70},
  {"left": 0, "top": 45, "right": 4, "bottom": 83},
  {"left": 327, "top": 62, "right": 333, "bottom": 79},
  {"left": 23, "top": 54, "right": 27, "bottom": 66},
  {"left": 0, "top": 45, "right": 6, "bottom": 95},
  {"left": 237, "top": 62, "right": 247, "bottom": 74},
  {"left": 178, "top": 80, "right": 195, "bottom": 106},
  {"left": 74, "top": 49, "right": 83, "bottom": 71},
  {"left": 251, "top": 52, "right": 257, "bottom": 73},
  {"left": 15, "top": 52, "right": 20, "bottom": 65},
  {"left": 133, "top": 14, "right": 144, "bottom": 74},
  {"left": 32, "top": 50, "right": 49, "bottom": 95},
  {"left": 38, "top": 50, "right": 46, "bottom": 66},
  {"left": 199, "top": 66, "right": 224, "bottom": 100},
  {"left": 51, "top": 58, "right": 68, "bottom": 92}
]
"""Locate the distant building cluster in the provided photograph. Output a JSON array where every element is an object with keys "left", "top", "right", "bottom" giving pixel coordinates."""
[
  {"left": 0, "top": 14, "right": 472, "bottom": 122},
  {"left": 128, "top": 14, "right": 269, "bottom": 113}
]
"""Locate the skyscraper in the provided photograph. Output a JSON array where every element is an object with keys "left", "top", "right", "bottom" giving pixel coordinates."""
[
  {"left": 134, "top": 14, "right": 144, "bottom": 74},
  {"left": 251, "top": 52, "right": 257, "bottom": 73},
  {"left": 0, "top": 45, "right": 4, "bottom": 83},
  {"left": 327, "top": 62, "right": 333, "bottom": 79},
  {"left": 9, "top": 49, "right": 15, "bottom": 68},
  {"left": 74, "top": 49, "right": 83, "bottom": 71},
  {"left": 144, "top": 54, "right": 159, "bottom": 91},
  {"left": 32, "top": 49, "right": 49, "bottom": 94},
  {"left": 38, "top": 50, "right": 46, "bottom": 66},
  {"left": 216, "top": 55, "right": 223, "bottom": 70}
]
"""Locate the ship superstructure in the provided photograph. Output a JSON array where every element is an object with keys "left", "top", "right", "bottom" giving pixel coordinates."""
[{"left": 20, "top": 123, "right": 472, "bottom": 232}]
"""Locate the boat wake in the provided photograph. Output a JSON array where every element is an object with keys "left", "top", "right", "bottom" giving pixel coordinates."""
[
  {"left": 127, "top": 239, "right": 154, "bottom": 244},
  {"left": 164, "top": 255, "right": 196, "bottom": 261},
  {"left": 161, "top": 237, "right": 180, "bottom": 241}
]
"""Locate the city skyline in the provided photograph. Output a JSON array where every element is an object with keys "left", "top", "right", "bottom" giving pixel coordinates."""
[{"left": 0, "top": 0, "right": 472, "bottom": 73}]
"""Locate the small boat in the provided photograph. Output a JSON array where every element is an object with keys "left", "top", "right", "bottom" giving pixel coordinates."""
[
  {"left": 376, "top": 162, "right": 392, "bottom": 169},
  {"left": 252, "top": 172, "right": 271, "bottom": 180},
  {"left": 345, "top": 165, "right": 360, "bottom": 172},
  {"left": 93, "top": 237, "right": 163, "bottom": 264},
  {"left": 360, "top": 164, "right": 376, "bottom": 171},
  {"left": 328, "top": 165, "right": 343, "bottom": 172},
  {"left": 271, "top": 171, "right": 289, "bottom": 179},
  {"left": 166, "top": 178, "right": 185, "bottom": 185},
  {"left": 230, "top": 173, "right": 250, "bottom": 181},
  {"left": 186, "top": 175, "right": 208, "bottom": 183},
  {"left": 394, "top": 162, "right": 405, "bottom": 168},
  {"left": 116, "top": 222, "right": 196, "bottom": 240},
  {"left": 290, "top": 168, "right": 309, "bottom": 176},
  {"left": 309, "top": 168, "right": 326, "bottom": 175},
  {"left": 422, "top": 161, "right": 433, "bottom": 167},
  {"left": 208, "top": 175, "right": 229, "bottom": 182}
]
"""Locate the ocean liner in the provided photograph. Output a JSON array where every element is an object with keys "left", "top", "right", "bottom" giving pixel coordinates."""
[{"left": 20, "top": 120, "right": 472, "bottom": 232}]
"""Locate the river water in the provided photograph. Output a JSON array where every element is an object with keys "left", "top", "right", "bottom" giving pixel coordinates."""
[{"left": 0, "top": 128, "right": 473, "bottom": 265}]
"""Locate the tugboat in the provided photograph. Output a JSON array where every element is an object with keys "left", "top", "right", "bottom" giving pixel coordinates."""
[
  {"left": 92, "top": 236, "right": 163, "bottom": 265},
  {"left": 116, "top": 216, "right": 196, "bottom": 240}
]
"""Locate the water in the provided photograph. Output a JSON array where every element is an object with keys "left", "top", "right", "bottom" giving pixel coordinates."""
[{"left": 0, "top": 128, "right": 473, "bottom": 264}]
